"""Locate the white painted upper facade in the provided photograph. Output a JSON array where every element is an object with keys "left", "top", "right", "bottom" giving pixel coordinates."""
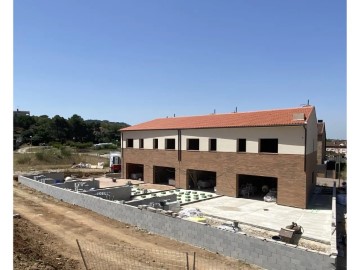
[{"left": 121, "top": 122, "right": 318, "bottom": 155}]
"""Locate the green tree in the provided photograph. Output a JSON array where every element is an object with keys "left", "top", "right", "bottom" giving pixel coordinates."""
[
  {"left": 52, "top": 115, "right": 70, "bottom": 143},
  {"left": 68, "top": 114, "right": 87, "bottom": 142},
  {"left": 31, "top": 115, "right": 54, "bottom": 144},
  {"left": 13, "top": 114, "right": 36, "bottom": 130}
]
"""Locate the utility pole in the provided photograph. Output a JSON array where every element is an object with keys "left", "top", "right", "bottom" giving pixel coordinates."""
[{"left": 336, "top": 152, "right": 341, "bottom": 187}]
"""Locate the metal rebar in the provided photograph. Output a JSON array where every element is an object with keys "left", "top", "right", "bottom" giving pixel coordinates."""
[{"left": 76, "top": 239, "right": 89, "bottom": 270}]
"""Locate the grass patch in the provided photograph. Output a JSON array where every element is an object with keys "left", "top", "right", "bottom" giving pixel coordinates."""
[
  {"left": 14, "top": 150, "right": 108, "bottom": 172},
  {"left": 16, "top": 154, "right": 32, "bottom": 165},
  {"left": 60, "top": 147, "right": 72, "bottom": 157},
  {"left": 35, "top": 151, "right": 47, "bottom": 161}
]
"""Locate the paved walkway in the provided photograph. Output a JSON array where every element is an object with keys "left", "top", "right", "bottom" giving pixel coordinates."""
[{"left": 183, "top": 193, "right": 333, "bottom": 244}]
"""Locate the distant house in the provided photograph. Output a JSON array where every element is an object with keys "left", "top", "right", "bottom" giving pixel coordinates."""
[
  {"left": 13, "top": 109, "right": 30, "bottom": 117},
  {"left": 326, "top": 140, "right": 347, "bottom": 157},
  {"left": 120, "top": 106, "right": 318, "bottom": 209}
]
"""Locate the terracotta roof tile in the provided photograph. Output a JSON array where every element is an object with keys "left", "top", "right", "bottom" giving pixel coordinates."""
[{"left": 121, "top": 106, "right": 314, "bottom": 131}]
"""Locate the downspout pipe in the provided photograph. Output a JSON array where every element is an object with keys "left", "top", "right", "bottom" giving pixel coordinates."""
[
  {"left": 120, "top": 131, "right": 124, "bottom": 179},
  {"left": 178, "top": 129, "right": 181, "bottom": 161},
  {"left": 177, "top": 129, "right": 182, "bottom": 188},
  {"left": 303, "top": 123, "right": 307, "bottom": 172}
]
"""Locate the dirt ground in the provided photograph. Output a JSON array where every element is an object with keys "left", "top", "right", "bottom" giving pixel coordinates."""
[{"left": 13, "top": 179, "right": 262, "bottom": 270}]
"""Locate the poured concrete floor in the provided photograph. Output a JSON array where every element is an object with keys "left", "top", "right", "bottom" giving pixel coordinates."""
[
  {"left": 93, "top": 176, "right": 333, "bottom": 244},
  {"left": 183, "top": 193, "right": 333, "bottom": 244}
]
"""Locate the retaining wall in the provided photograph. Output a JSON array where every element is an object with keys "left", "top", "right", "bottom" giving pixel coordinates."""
[{"left": 18, "top": 175, "right": 336, "bottom": 270}]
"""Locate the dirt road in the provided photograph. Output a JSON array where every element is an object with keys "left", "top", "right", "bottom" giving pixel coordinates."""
[{"left": 13, "top": 180, "right": 261, "bottom": 270}]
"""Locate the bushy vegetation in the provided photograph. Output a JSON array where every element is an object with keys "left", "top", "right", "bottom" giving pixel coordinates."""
[
  {"left": 16, "top": 154, "right": 32, "bottom": 165},
  {"left": 14, "top": 113, "right": 129, "bottom": 148},
  {"left": 14, "top": 149, "right": 109, "bottom": 172}
]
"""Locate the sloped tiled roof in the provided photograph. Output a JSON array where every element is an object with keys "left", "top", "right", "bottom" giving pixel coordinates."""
[{"left": 121, "top": 106, "right": 315, "bottom": 131}]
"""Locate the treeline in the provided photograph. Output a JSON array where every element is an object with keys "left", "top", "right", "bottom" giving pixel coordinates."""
[{"left": 14, "top": 113, "right": 129, "bottom": 147}]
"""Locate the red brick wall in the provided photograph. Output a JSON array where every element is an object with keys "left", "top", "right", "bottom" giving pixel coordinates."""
[
  {"left": 305, "top": 151, "right": 317, "bottom": 208},
  {"left": 122, "top": 149, "right": 179, "bottom": 184},
  {"left": 122, "top": 148, "right": 312, "bottom": 208}
]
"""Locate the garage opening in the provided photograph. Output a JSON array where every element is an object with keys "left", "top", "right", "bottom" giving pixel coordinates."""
[
  {"left": 187, "top": 169, "right": 216, "bottom": 192},
  {"left": 153, "top": 166, "right": 176, "bottom": 185},
  {"left": 237, "top": 174, "right": 277, "bottom": 201},
  {"left": 126, "top": 163, "right": 144, "bottom": 180}
]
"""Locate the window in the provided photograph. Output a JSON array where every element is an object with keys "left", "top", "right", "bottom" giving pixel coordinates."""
[
  {"left": 127, "top": 139, "right": 133, "bottom": 148},
  {"left": 187, "top": 139, "right": 199, "bottom": 150},
  {"left": 165, "top": 138, "right": 175, "bottom": 150},
  {"left": 237, "top": 139, "right": 246, "bottom": 152},
  {"left": 139, "top": 139, "right": 144, "bottom": 149},
  {"left": 153, "top": 138, "right": 158, "bottom": 149},
  {"left": 209, "top": 139, "right": 217, "bottom": 151},
  {"left": 259, "top": 139, "right": 278, "bottom": 153}
]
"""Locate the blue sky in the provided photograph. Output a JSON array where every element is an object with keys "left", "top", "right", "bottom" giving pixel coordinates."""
[{"left": 13, "top": 0, "right": 346, "bottom": 139}]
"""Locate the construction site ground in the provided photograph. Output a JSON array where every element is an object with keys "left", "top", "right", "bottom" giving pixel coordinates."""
[
  {"left": 95, "top": 176, "right": 332, "bottom": 249},
  {"left": 13, "top": 179, "right": 262, "bottom": 270},
  {"left": 12, "top": 171, "right": 347, "bottom": 269}
]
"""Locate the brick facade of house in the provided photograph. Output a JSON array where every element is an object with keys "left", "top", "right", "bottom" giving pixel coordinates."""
[
  {"left": 122, "top": 148, "right": 316, "bottom": 208},
  {"left": 120, "top": 106, "right": 318, "bottom": 209}
]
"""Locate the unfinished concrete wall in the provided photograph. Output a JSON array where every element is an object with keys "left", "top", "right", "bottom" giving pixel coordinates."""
[
  {"left": 18, "top": 175, "right": 336, "bottom": 270},
  {"left": 53, "top": 180, "right": 100, "bottom": 190},
  {"left": 24, "top": 172, "right": 64, "bottom": 182},
  {"left": 126, "top": 194, "right": 177, "bottom": 207},
  {"left": 82, "top": 186, "right": 132, "bottom": 201}
]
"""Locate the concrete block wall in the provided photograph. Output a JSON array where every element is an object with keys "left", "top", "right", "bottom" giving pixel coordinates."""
[
  {"left": 42, "top": 179, "right": 56, "bottom": 184},
  {"left": 18, "top": 175, "right": 336, "bottom": 270},
  {"left": 25, "top": 172, "right": 64, "bottom": 182},
  {"left": 126, "top": 194, "right": 177, "bottom": 207},
  {"left": 44, "top": 172, "right": 65, "bottom": 181},
  {"left": 53, "top": 179, "right": 100, "bottom": 190},
  {"left": 82, "top": 186, "right": 132, "bottom": 201}
]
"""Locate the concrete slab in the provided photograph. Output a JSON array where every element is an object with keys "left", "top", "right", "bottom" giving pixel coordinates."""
[
  {"left": 183, "top": 194, "right": 332, "bottom": 244},
  {"left": 92, "top": 177, "right": 144, "bottom": 188},
  {"left": 91, "top": 176, "right": 333, "bottom": 244}
]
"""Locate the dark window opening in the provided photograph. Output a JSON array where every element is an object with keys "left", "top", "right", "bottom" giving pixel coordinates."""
[
  {"left": 154, "top": 166, "right": 176, "bottom": 185},
  {"left": 237, "top": 174, "right": 278, "bottom": 201},
  {"left": 127, "top": 139, "right": 133, "bottom": 148},
  {"left": 165, "top": 138, "right": 175, "bottom": 150},
  {"left": 139, "top": 139, "right": 144, "bottom": 148},
  {"left": 153, "top": 139, "right": 158, "bottom": 149},
  {"left": 259, "top": 139, "right": 278, "bottom": 153},
  {"left": 238, "top": 139, "right": 246, "bottom": 152},
  {"left": 187, "top": 169, "right": 216, "bottom": 192},
  {"left": 127, "top": 163, "right": 144, "bottom": 181},
  {"left": 209, "top": 139, "right": 217, "bottom": 151},
  {"left": 188, "top": 139, "right": 199, "bottom": 150}
]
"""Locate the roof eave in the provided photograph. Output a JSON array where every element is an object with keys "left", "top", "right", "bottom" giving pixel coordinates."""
[{"left": 120, "top": 123, "right": 305, "bottom": 132}]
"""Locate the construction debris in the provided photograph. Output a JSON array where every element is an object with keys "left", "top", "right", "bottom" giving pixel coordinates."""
[{"left": 71, "top": 162, "right": 104, "bottom": 169}]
